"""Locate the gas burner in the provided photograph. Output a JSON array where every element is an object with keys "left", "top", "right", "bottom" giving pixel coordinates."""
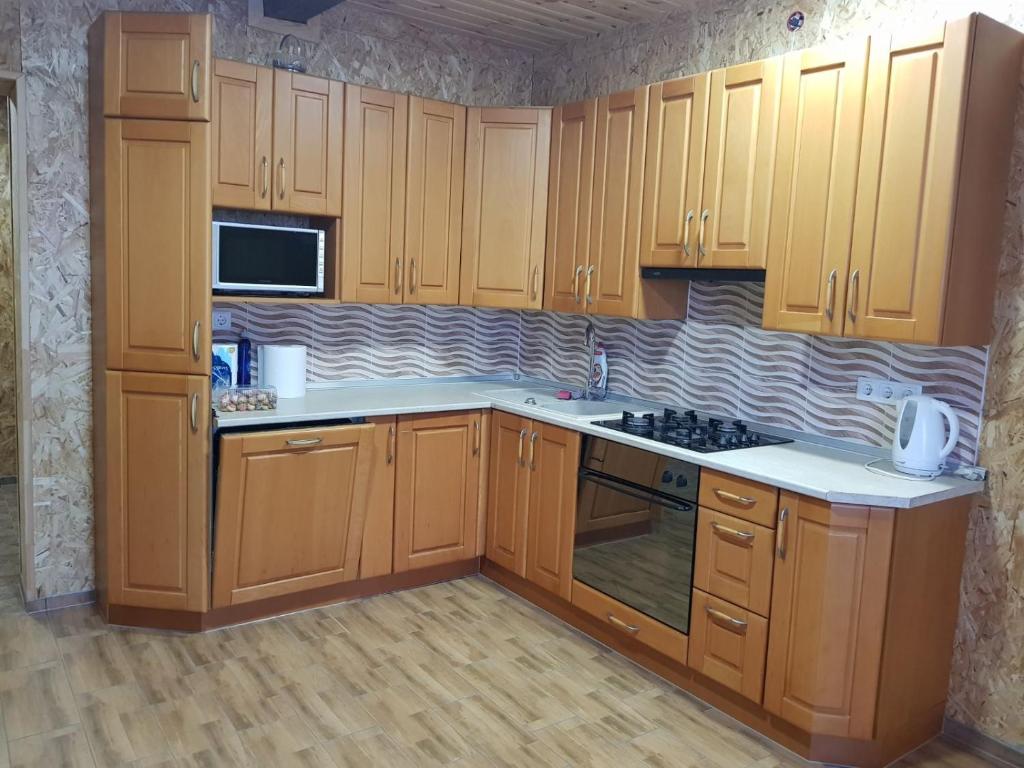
[
  {"left": 619, "top": 411, "right": 656, "bottom": 435},
  {"left": 592, "top": 410, "right": 793, "bottom": 453}
]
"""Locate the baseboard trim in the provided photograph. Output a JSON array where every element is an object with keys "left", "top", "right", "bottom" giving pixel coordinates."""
[
  {"left": 23, "top": 588, "right": 97, "bottom": 614},
  {"left": 943, "top": 717, "right": 1024, "bottom": 767}
]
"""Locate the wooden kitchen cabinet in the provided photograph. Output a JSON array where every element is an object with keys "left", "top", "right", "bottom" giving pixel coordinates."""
[
  {"left": 272, "top": 70, "right": 343, "bottom": 217},
  {"left": 97, "top": 118, "right": 211, "bottom": 376},
  {"left": 461, "top": 107, "right": 551, "bottom": 309},
  {"left": 394, "top": 412, "right": 484, "bottom": 572},
  {"left": 360, "top": 416, "right": 398, "bottom": 580},
  {"left": 211, "top": 59, "right": 273, "bottom": 210},
  {"left": 212, "top": 423, "right": 375, "bottom": 607},
  {"left": 342, "top": 86, "right": 409, "bottom": 304},
  {"left": 405, "top": 97, "right": 466, "bottom": 305},
  {"left": 689, "top": 589, "right": 769, "bottom": 703},
  {"left": 486, "top": 411, "right": 533, "bottom": 575},
  {"left": 693, "top": 507, "right": 774, "bottom": 617},
  {"left": 90, "top": 12, "right": 212, "bottom": 121},
  {"left": 101, "top": 371, "right": 209, "bottom": 612}
]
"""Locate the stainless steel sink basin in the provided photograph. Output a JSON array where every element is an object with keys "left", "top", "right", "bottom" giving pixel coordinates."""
[{"left": 538, "top": 400, "right": 625, "bottom": 417}]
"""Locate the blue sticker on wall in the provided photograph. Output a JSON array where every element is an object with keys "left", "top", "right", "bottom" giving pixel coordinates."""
[{"left": 787, "top": 11, "right": 805, "bottom": 31}]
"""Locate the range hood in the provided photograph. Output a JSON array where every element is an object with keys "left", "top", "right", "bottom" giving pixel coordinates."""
[{"left": 641, "top": 267, "right": 766, "bottom": 282}]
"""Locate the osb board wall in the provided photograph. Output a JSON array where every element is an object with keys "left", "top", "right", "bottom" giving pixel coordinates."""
[
  {"left": 532, "top": 0, "right": 1024, "bottom": 748},
  {"left": 10, "top": 0, "right": 533, "bottom": 599},
  {"left": 0, "top": 97, "right": 15, "bottom": 479}
]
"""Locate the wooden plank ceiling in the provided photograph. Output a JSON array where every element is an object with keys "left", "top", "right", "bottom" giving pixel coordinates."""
[{"left": 344, "top": 0, "right": 695, "bottom": 51}]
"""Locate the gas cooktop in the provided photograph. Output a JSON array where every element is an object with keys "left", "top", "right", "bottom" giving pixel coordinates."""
[{"left": 592, "top": 409, "right": 793, "bottom": 453}]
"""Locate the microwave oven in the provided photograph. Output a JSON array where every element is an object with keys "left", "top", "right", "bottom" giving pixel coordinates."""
[{"left": 212, "top": 221, "right": 326, "bottom": 296}]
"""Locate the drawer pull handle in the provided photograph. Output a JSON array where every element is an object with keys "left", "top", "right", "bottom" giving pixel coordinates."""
[
  {"left": 531, "top": 265, "right": 540, "bottom": 301},
  {"left": 711, "top": 521, "right": 754, "bottom": 545},
  {"left": 190, "top": 393, "right": 199, "bottom": 432},
  {"left": 698, "top": 209, "right": 710, "bottom": 260},
  {"left": 528, "top": 431, "right": 539, "bottom": 470},
  {"left": 394, "top": 258, "right": 403, "bottom": 295},
  {"left": 777, "top": 506, "right": 789, "bottom": 560},
  {"left": 410, "top": 258, "right": 417, "bottom": 294},
  {"left": 682, "top": 209, "right": 694, "bottom": 258},
  {"left": 287, "top": 437, "right": 323, "bottom": 447},
  {"left": 607, "top": 613, "right": 639, "bottom": 634},
  {"left": 713, "top": 488, "right": 756, "bottom": 507},
  {"left": 261, "top": 156, "right": 269, "bottom": 199},
  {"left": 706, "top": 605, "right": 747, "bottom": 634},
  {"left": 517, "top": 428, "right": 528, "bottom": 467},
  {"left": 572, "top": 265, "right": 584, "bottom": 303},
  {"left": 386, "top": 425, "right": 395, "bottom": 464},
  {"left": 278, "top": 158, "right": 286, "bottom": 199},
  {"left": 584, "top": 264, "right": 596, "bottom": 305},
  {"left": 191, "top": 60, "right": 201, "bottom": 103},
  {"left": 473, "top": 420, "right": 481, "bottom": 456},
  {"left": 192, "top": 321, "right": 201, "bottom": 360},
  {"left": 825, "top": 268, "right": 838, "bottom": 321}
]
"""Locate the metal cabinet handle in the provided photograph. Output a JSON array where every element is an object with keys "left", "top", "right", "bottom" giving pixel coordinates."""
[
  {"left": 278, "top": 158, "right": 286, "bottom": 199},
  {"left": 572, "top": 265, "right": 584, "bottom": 304},
  {"left": 192, "top": 321, "right": 201, "bottom": 361},
  {"left": 710, "top": 521, "right": 755, "bottom": 545},
  {"left": 847, "top": 269, "right": 860, "bottom": 323},
  {"left": 713, "top": 488, "right": 756, "bottom": 507},
  {"left": 528, "top": 431, "right": 539, "bottom": 470},
  {"left": 517, "top": 428, "right": 528, "bottom": 467},
  {"left": 607, "top": 613, "right": 640, "bottom": 634},
  {"left": 287, "top": 437, "right": 323, "bottom": 447},
  {"left": 260, "top": 157, "right": 269, "bottom": 199},
  {"left": 386, "top": 425, "right": 395, "bottom": 464},
  {"left": 777, "top": 506, "right": 789, "bottom": 560},
  {"left": 825, "top": 268, "right": 838, "bottom": 321},
  {"left": 190, "top": 393, "right": 199, "bottom": 432},
  {"left": 698, "top": 209, "right": 710, "bottom": 260},
  {"left": 705, "top": 605, "right": 748, "bottom": 634},
  {"left": 585, "top": 265, "right": 596, "bottom": 305},
  {"left": 682, "top": 209, "right": 694, "bottom": 258},
  {"left": 473, "top": 420, "right": 481, "bottom": 455},
  {"left": 409, "top": 259, "right": 417, "bottom": 294},
  {"left": 531, "top": 265, "right": 540, "bottom": 301},
  {"left": 394, "top": 258, "right": 403, "bottom": 295},
  {"left": 191, "top": 60, "right": 200, "bottom": 103}
]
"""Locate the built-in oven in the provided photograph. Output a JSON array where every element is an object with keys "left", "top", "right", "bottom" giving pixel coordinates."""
[{"left": 573, "top": 435, "right": 699, "bottom": 635}]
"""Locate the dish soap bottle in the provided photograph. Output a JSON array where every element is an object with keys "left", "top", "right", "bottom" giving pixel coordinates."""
[{"left": 590, "top": 342, "right": 609, "bottom": 400}]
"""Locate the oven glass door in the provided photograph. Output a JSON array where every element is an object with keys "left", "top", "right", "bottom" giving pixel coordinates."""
[{"left": 573, "top": 470, "right": 697, "bottom": 634}]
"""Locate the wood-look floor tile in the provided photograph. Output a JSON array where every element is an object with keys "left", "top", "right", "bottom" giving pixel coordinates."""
[
  {"left": 630, "top": 725, "right": 727, "bottom": 768},
  {"left": 125, "top": 754, "right": 178, "bottom": 768},
  {"left": 892, "top": 738, "right": 1006, "bottom": 767},
  {"left": 534, "top": 717, "right": 647, "bottom": 768},
  {"left": 272, "top": 681, "right": 375, "bottom": 741},
  {"left": 383, "top": 708, "right": 475, "bottom": 767},
  {"left": 59, "top": 633, "right": 133, "bottom": 694},
  {"left": 460, "top": 659, "right": 575, "bottom": 731},
  {"left": 0, "top": 661, "right": 79, "bottom": 740},
  {"left": 473, "top": 737, "right": 569, "bottom": 768},
  {"left": 75, "top": 682, "right": 170, "bottom": 766},
  {"left": 0, "top": 614, "right": 58, "bottom": 672},
  {"left": 0, "top": 704, "right": 10, "bottom": 768},
  {"left": 236, "top": 715, "right": 335, "bottom": 767},
  {"left": 153, "top": 692, "right": 247, "bottom": 766},
  {"left": 322, "top": 727, "right": 418, "bottom": 768},
  {"left": 436, "top": 694, "right": 536, "bottom": 754},
  {"left": 7, "top": 724, "right": 95, "bottom": 768},
  {"left": 46, "top": 606, "right": 109, "bottom": 641}
]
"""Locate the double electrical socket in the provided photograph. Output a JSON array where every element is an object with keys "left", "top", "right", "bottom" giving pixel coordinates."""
[
  {"left": 212, "top": 309, "right": 232, "bottom": 331},
  {"left": 856, "top": 377, "right": 922, "bottom": 404}
]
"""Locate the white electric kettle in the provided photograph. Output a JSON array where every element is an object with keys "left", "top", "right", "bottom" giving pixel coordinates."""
[{"left": 892, "top": 395, "right": 960, "bottom": 477}]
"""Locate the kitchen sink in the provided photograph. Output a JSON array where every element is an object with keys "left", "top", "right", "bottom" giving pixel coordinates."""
[
  {"left": 481, "top": 388, "right": 634, "bottom": 418},
  {"left": 538, "top": 400, "right": 626, "bottom": 417}
]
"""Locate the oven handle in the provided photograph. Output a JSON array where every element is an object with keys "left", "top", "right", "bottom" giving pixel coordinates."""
[{"left": 579, "top": 469, "right": 694, "bottom": 514}]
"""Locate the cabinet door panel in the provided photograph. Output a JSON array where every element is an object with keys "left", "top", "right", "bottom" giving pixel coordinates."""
[
  {"left": 98, "top": 12, "right": 211, "bottom": 121},
  {"left": 762, "top": 41, "right": 869, "bottom": 335},
  {"left": 525, "top": 423, "right": 580, "bottom": 599},
  {"left": 272, "top": 71, "right": 343, "bottom": 216},
  {"left": 104, "top": 119, "right": 210, "bottom": 375},
  {"left": 846, "top": 24, "right": 969, "bottom": 343},
  {"left": 461, "top": 108, "right": 551, "bottom": 309},
  {"left": 212, "top": 59, "right": 272, "bottom": 210},
  {"left": 640, "top": 74, "right": 709, "bottom": 267},
  {"left": 486, "top": 411, "right": 532, "bottom": 575},
  {"left": 406, "top": 97, "right": 466, "bottom": 305},
  {"left": 342, "top": 86, "right": 408, "bottom": 304},
  {"left": 544, "top": 100, "right": 595, "bottom": 313},
  {"left": 105, "top": 372, "right": 208, "bottom": 611},
  {"left": 689, "top": 590, "right": 768, "bottom": 703},
  {"left": 394, "top": 412, "right": 482, "bottom": 572},
  {"left": 701, "top": 59, "right": 781, "bottom": 269},
  {"left": 693, "top": 508, "right": 774, "bottom": 616},
  {"left": 764, "top": 493, "right": 893, "bottom": 739},
  {"left": 360, "top": 417, "right": 397, "bottom": 579},
  {"left": 590, "top": 87, "right": 648, "bottom": 317}
]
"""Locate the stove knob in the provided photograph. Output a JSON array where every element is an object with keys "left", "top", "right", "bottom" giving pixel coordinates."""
[
  {"left": 661, "top": 470, "right": 674, "bottom": 483},
  {"left": 676, "top": 476, "right": 688, "bottom": 488}
]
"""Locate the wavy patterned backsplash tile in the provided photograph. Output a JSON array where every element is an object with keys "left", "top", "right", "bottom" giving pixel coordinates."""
[{"left": 214, "top": 279, "right": 988, "bottom": 465}]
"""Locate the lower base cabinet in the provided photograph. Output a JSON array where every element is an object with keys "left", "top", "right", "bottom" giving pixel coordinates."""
[
  {"left": 688, "top": 588, "right": 768, "bottom": 703},
  {"left": 212, "top": 422, "right": 376, "bottom": 607}
]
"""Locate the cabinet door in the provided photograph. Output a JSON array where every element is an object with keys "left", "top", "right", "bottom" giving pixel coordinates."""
[
  {"left": 360, "top": 416, "right": 397, "bottom": 580},
  {"left": 461, "top": 107, "right": 551, "bottom": 309},
  {"left": 762, "top": 41, "right": 869, "bottom": 335},
  {"left": 104, "top": 372, "right": 208, "bottom": 611},
  {"left": 700, "top": 58, "right": 781, "bottom": 269},
  {"left": 485, "top": 411, "right": 532, "bottom": 575},
  {"left": 342, "top": 86, "right": 409, "bottom": 304},
  {"left": 96, "top": 12, "right": 211, "bottom": 121},
  {"left": 525, "top": 423, "right": 580, "bottom": 600},
  {"left": 544, "top": 99, "right": 596, "bottom": 314},
  {"left": 845, "top": 23, "right": 971, "bottom": 343},
  {"left": 764, "top": 493, "right": 894, "bottom": 739},
  {"left": 693, "top": 507, "right": 774, "bottom": 616},
  {"left": 272, "top": 70, "right": 343, "bottom": 216},
  {"left": 689, "top": 590, "right": 769, "bottom": 703},
  {"left": 640, "top": 74, "right": 709, "bottom": 267},
  {"left": 589, "top": 87, "right": 648, "bottom": 317},
  {"left": 405, "top": 97, "right": 466, "bottom": 306},
  {"left": 211, "top": 59, "right": 273, "bottom": 210},
  {"left": 213, "top": 423, "right": 375, "bottom": 607},
  {"left": 394, "top": 412, "right": 483, "bottom": 572},
  {"left": 103, "top": 119, "right": 211, "bottom": 375}
]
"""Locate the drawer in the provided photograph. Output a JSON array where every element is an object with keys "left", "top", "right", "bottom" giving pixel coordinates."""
[
  {"left": 571, "top": 580, "right": 688, "bottom": 663},
  {"left": 699, "top": 469, "right": 779, "bottom": 527},
  {"left": 694, "top": 508, "right": 774, "bottom": 616},
  {"left": 688, "top": 589, "right": 768, "bottom": 703}
]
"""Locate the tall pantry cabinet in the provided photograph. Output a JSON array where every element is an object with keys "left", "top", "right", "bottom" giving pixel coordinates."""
[{"left": 90, "top": 12, "right": 213, "bottom": 616}]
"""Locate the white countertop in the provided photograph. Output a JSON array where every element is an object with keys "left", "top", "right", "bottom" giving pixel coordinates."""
[{"left": 214, "top": 379, "right": 983, "bottom": 509}]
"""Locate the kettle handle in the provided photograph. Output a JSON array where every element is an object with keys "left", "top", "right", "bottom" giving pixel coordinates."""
[{"left": 935, "top": 400, "right": 960, "bottom": 459}]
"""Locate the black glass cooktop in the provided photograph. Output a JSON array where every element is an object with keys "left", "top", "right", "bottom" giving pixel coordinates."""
[{"left": 592, "top": 408, "right": 793, "bottom": 453}]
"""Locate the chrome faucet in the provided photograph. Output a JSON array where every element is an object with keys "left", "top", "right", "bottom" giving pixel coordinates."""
[{"left": 583, "top": 321, "right": 598, "bottom": 400}]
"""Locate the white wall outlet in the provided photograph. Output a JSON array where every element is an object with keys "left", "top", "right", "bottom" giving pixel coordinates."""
[
  {"left": 856, "top": 377, "right": 923, "bottom": 404},
  {"left": 212, "top": 309, "right": 233, "bottom": 331}
]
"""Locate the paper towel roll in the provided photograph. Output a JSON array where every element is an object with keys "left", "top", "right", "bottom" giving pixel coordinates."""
[{"left": 258, "top": 345, "right": 307, "bottom": 398}]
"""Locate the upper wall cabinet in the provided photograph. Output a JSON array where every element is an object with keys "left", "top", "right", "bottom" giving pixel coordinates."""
[
  {"left": 764, "top": 15, "right": 1023, "bottom": 346},
  {"left": 461, "top": 107, "right": 551, "bottom": 310},
  {"left": 342, "top": 86, "right": 409, "bottom": 303},
  {"left": 91, "top": 12, "right": 212, "bottom": 121},
  {"left": 211, "top": 59, "right": 273, "bottom": 210}
]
